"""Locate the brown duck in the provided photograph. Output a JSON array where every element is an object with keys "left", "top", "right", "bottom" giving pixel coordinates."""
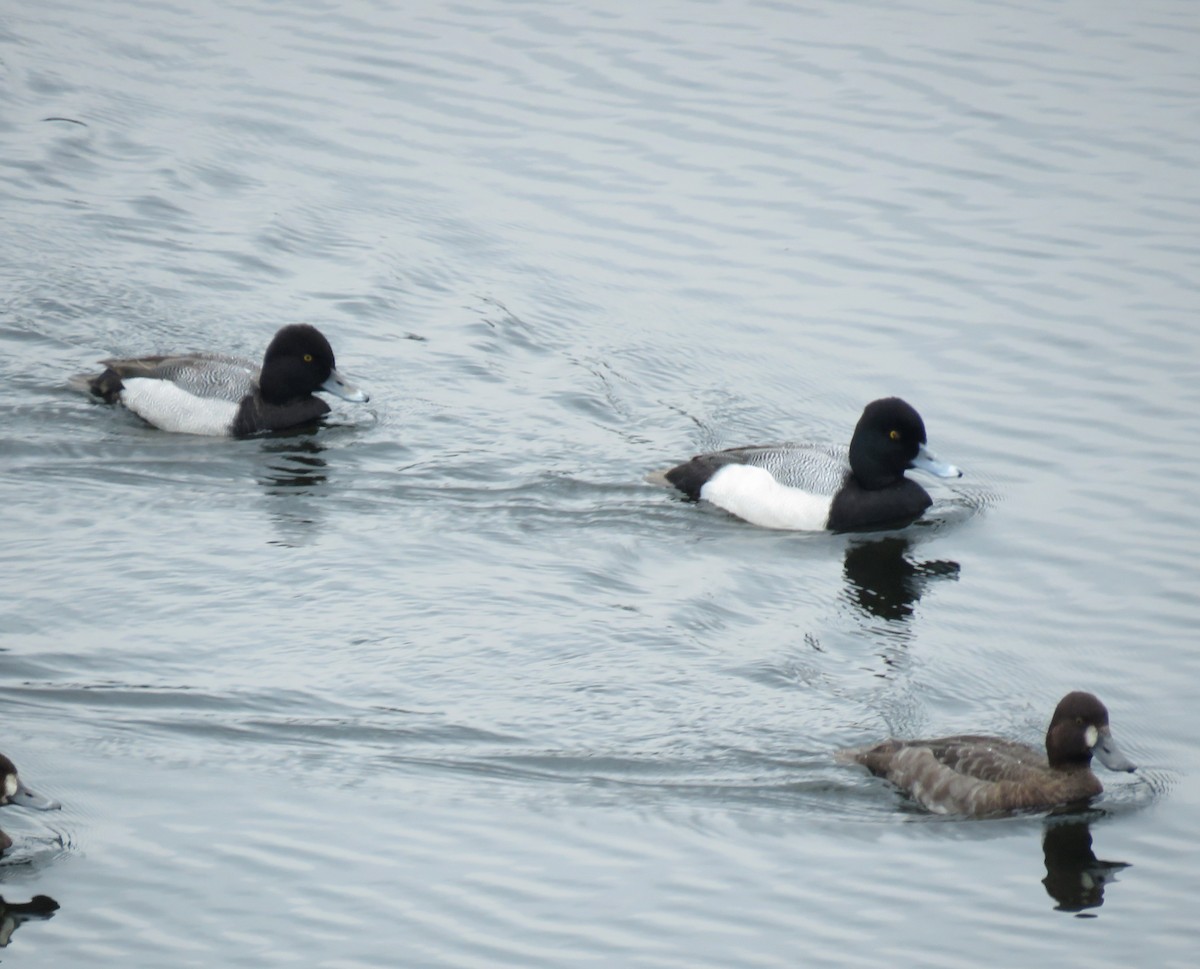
[
  {"left": 0, "top": 754, "right": 60, "bottom": 854},
  {"left": 838, "top": 692, "right": 1136, "bottom": 817}
]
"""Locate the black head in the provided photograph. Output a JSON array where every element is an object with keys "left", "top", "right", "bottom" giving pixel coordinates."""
[
  {"left": 1045, "top": 692, "right": 1136, "bottom": 772},
  {"left": 847, "top": 397, "right": 928, "bottom": 489},
  {"left": 259, "top": 325, "right": 338, "bottom": 405}
]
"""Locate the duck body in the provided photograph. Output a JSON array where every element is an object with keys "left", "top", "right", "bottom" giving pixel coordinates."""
[
  {"left": 838, "top": 692, "right": 1137, "bottom": 817},
  {"left": 73, "top": 324, "right": 369, "bottom": 436},
  {"left": 0, "top": 754, "right": 60, "bottom": 855},
  {"left": 659, "top": 397, "right": 961, "bottom": 532},
  {"left": 0, "top": 894, "right": 60, "bottom": 946}
]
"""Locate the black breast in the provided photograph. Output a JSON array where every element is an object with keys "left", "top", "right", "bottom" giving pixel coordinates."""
[
  {"left": 826, "top": 478, "right": 932, "bottom": 532},
  {"left": 663, "top": 452, "right": 745, "bottom": 500},
  {"left": 232, "top": 395, "right": 331, "bottom": 436}
]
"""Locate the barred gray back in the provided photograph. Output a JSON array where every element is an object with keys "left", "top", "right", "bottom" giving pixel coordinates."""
[
  {"left": 105, "top": 353, "right": 259, "bottom": 403},
  {"left": 726, "top": 443, "right": 850, "bottom": 496}
]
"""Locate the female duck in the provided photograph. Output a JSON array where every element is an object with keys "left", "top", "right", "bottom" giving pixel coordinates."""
[
  {"left": 657, "top": 397, "right": 961, "bottom": 531},
  {"left": 73, "top": 324, "right": 369, "bottom": 436},
  {"left": 0, "top": 754, "right": 60, "bottom": 854},
  {"left": 837, "top": 691, "right": 1137, "bottom": 817}
]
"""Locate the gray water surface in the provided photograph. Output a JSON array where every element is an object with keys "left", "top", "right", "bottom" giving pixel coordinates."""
[{"left": 2, "top": 1, "right": 1198, "bottom": 966}]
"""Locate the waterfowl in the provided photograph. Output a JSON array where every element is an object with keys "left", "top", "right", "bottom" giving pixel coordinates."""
[
  {"left": 0, "top": 754, "right": 60, "bottom": 854},
  {"left": 837, "top": 691, "right": 1137, "bottom": 817},
  {"left": 72, "top": 324, "right": 369, "bottom": 436},
  {"left": 0, "top": 895, "right": 59, "bottom": 946},
  {"left": 656, "top": 397, "right": 961, "bottom": 531}
]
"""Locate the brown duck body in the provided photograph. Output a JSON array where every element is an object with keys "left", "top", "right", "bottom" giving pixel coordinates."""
[
  {"left": 843, "top": 735, "right": 1103, "bottom": 816},
  {"left": 838, "top": 692, "right": 1136, "bottom": 817},
  {"left": 0, "top": 754, "right": 61, "bottom": 855}
]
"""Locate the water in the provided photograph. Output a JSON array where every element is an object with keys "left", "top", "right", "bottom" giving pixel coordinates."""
[{"left": 2, "top": 0, "right": 1198, "bottom": 965}]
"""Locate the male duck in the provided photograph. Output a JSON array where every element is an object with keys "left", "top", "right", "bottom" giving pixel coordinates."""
[
  {"left": 0, "top": 893, "right": 60, "bottom": 945},
  {"left": 73, "top": 324, "right": 369, "bottom": 436},
  {"left": 837, "top": 691, "right": 1137, "bottom": 817},
  {"left": 656, "top": 397, "right": 961, "bottom": 531},
  {"left": 0, "top": 754, "right": 60, "bottom": 854}
]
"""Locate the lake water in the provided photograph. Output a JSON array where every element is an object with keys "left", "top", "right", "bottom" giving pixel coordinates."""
[{"left": 2, "top": 0, "right": 1198, "bottom": 965}]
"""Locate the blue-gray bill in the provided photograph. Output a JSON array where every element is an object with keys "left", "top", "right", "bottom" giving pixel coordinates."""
[
  {"left": 320, "top": 368, "right": 370, "bottom": 403},
  {"left": 910, "top": 442, "right": 962, "bottom": 478},
  {"left": 11, "top": 779, "right": 60, "bottom": 812},
  {"left": 1094, "top": 728, "right": 1136, "bottom": 773}
]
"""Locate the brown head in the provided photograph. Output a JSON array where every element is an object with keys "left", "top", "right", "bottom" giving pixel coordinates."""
[
  {"left": 1045, "top": 692, "right": 1136, "bottom": 773},
  {"left": 0, "top": 754, "right": 61, "bottom": 811}
]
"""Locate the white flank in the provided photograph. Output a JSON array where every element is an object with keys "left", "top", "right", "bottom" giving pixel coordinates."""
[
  {"left": 700, "top": 464, "right": 833, "bottom": 530},
  {"left": 119, "top": 378, "right": 240, "bottom": 436}
]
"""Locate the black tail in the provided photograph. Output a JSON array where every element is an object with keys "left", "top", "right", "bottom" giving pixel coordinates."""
[
  {"left": 68, "top": 368, "right": 124, "bottom": 404},
  {"left": 663, "top": 452, "right": 741, "bottom": 500}
]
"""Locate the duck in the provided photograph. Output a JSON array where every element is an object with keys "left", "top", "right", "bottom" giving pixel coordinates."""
[
  {"left": 836, "top": 691, "right": 1137, "bottom": 817},
  {"left": 71, "top": 324, "right": 369, "bottom": 436},
  {"left": 0, "top": 894, "right": 59, "bottom": 947},
  {"left": 0, "top": 754, "right": 60, "bottom": 855},
  {"left": 654, "top": 397, "right": 961, "bottom": 531}
]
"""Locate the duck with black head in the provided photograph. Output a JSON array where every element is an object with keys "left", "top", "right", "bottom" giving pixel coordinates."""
[
  {"left": 71, "top": 323, "right": 369, "bottom": 436},
  {"left": 837, "top": 692, "right": 1137, "bottom": 817},
  {"left": 0, "top": 754, "right": 60, "bottom": 854},
  {"left": 654, "top": 397, "right": 961, "bottom": 531}
]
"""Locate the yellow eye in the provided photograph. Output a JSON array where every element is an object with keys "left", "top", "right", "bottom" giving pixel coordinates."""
[
  {"left": 889, "top": 429, "right": 900, "bottom": 441},
  {"left": 303, "top": 354, "right": 313, "bottom": 363}
]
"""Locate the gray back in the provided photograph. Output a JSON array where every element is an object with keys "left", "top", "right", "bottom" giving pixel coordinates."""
[
  {"left": 723, "top": 443, "right": 850, "bottom": 496},
  {"left": 103, "top": 352, "right": 259, "bottom": 403}
]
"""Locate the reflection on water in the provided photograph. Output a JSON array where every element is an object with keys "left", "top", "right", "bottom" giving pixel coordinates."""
[
  {"left": 1041, "top": 820, "right": 1130, "bottom": 916},
  {"left": 257, "top": 436, "right": 328, "bottom": 493},
  {"left": 4, "top": 0, "right": 1197, "bottom": 962},
  {"left": 842, "top": 536, "right": 960, "bottom": 622},
  {"left": 257, "top": 437, "right": 329, "bottom": 547},
  {"left": 0, "top": 894, "right": 59, "bottom": 949}
]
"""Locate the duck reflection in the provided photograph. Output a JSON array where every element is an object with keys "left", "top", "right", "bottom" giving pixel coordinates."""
[
  {"left": 258, "top": 435, "right": 329, "bottom": 492},
  {"left": 0, "top": 895, "right": 59, "bottom": 948},
  {"left": 842, "top": 536, "right": 960, "bottom": 622},
  {"left": 1041, "top": 819, "right": 1129, "bottom": 915},
  {"left": 256, "top": 436, "right": 330, "bottom": 546}
]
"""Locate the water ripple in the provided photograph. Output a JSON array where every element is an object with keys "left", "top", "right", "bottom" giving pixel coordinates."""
[{"left": 4, "top": 0, "right": 1200, "bottom": 965}]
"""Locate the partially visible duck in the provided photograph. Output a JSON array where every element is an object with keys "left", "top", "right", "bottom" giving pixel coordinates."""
[
  {"left": 655, "top": 397, "right": 961, "bottom": 532},
  {"left": 72, "top": 323, "right": 369, "bottom": 436},
  {"left": 0, "top": 754, "right": 60, "bottom": 854},
  {"left": 0, "top": 894, "right": 59, "bottom": 946},
  {"left": 837, "top": 691, "right": 1136, "bottom": 817}
]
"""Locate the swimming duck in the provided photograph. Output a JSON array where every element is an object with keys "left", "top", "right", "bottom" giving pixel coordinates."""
[
  {"left": 0, "top": 894, "right": 59, "bottom": 947},
  {"left": 72, "top": 324, "right": 369, "bottom": 436},
  {"left": 0, "top": 754, "right": 60, "bottom": 854},
  {"left": 837, "top": 691, "right": 1137, "bottom": 817},
  {"left": 655, "top": 397, "right": 961, "bottom": 531}
]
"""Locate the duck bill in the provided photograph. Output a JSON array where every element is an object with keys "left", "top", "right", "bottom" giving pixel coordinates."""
[
  {"left": 12, "top": 779, "right": 60, "bottom": 811},
  {"left": 320, "top": 368, "right": 370, "bottom": 403},
  {"left": 1094, "top": 728, "right": 1136, "bottom": 773},
  {"left": 909, "top": 442, "right": 962, "bottom": 479}
]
